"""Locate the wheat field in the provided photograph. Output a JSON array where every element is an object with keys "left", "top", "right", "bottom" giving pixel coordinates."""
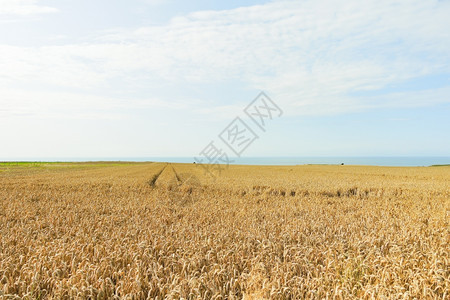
[{"left": 0, "top": 162, "right": 448, "bottom": 299}]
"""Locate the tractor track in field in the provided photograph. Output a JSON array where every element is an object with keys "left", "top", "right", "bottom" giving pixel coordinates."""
[
  {"left": 171, "top": 165, "right": 181, "bottom": 184},
  {"left": 149, "top": 163, "right": 200, "bottom": 192},
  {"left": 148, "top": 163, "right": 168, "bottom": 187}
]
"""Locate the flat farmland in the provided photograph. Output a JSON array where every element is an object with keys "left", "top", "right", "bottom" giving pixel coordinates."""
[{"left": 0, "top": 162, "right": 448, "bottom": 299}]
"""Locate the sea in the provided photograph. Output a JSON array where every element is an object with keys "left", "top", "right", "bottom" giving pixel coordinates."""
[{"left": 2, "top": 157, "right": 450, "bottom": 167}]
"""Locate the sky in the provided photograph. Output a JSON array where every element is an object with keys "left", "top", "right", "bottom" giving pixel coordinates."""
[{"left": 0, "top": 0, "right": 449, "bottom": 159}]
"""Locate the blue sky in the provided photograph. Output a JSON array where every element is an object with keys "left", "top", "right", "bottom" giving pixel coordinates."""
[{"left": 0, "top": 0, "right": 449, "bottom": 158}]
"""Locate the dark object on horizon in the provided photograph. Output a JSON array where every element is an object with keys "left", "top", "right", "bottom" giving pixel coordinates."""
[
  {"left": 341, "top": 163, "right": 344, "bottom": 165},
  {"left": 193, "top": 162, "right": 196, "bottom": 164}
]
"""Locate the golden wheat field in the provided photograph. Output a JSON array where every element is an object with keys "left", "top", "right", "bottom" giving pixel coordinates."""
[{"left": 0, "top": 162, "right": 448, "bottom": 299}]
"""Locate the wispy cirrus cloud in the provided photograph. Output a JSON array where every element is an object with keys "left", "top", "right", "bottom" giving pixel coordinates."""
[
  {"left": 0, "top": 0, "right": 58, "bottom": 16},
  {"left": 0, "top": 88, "right": 195, "bottom": 120},
  {"left": 1, "top": 0, "right": 449, "bottom": 120}
]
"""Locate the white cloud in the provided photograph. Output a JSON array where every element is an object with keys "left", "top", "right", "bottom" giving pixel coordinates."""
[
  {"left": 140, "top": 0, "right": 168, "bottom": 5},
  {"left": 0, "top": 88, "right": 192, "bottom": 120},
  {"left": 0, "top": 0, "right": 58, "bottom": 16},
  {"left": 1, "top": 0, "right": 450, "bottom": 120}
]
